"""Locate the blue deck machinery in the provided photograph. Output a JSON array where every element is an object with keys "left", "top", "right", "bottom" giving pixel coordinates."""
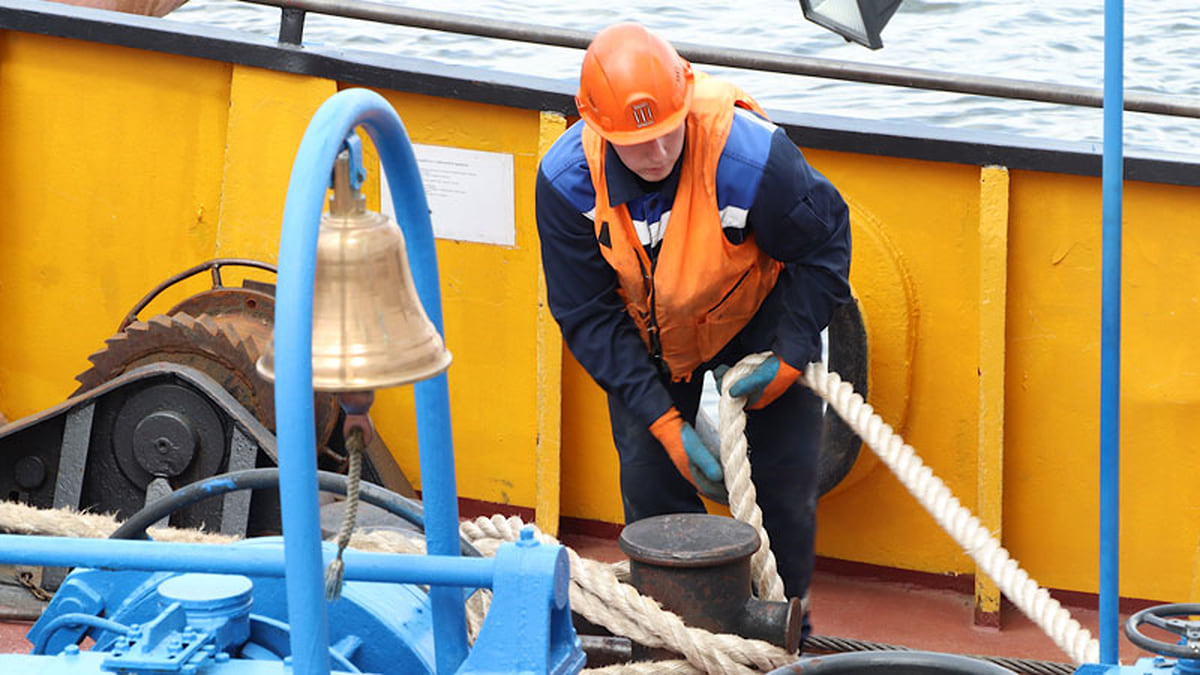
[{"left": 0, "top": 88, "right": 586, "bottom": 674}]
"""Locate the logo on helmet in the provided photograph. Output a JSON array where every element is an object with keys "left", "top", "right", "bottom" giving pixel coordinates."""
[{"left": 631, "top": 101, "right": 655, "bottom": 129}]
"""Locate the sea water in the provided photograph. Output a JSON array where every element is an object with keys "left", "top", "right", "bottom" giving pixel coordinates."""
[{"left": 175, "top": 0, "right": 1200, "bottom": 157}]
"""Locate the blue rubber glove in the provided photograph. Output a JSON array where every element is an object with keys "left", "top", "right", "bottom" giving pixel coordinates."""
[
  {"left": 649, "top": 408, "right": 728, "bottom": 504},
  {"left": 714, "top": 354, "right": 802, "bottom": 410}
]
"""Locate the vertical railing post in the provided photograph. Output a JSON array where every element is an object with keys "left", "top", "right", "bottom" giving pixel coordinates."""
[
  {"left": 278, "top": 6, "right": 307, "bottom": 45},
  {"left": 1099, "top": 0, "right": 1124, "bottom": 664}
]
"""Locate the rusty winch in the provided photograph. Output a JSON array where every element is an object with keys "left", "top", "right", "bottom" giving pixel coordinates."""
[{"left": 0, "top": 259, "right": 413, "bottom": 539}]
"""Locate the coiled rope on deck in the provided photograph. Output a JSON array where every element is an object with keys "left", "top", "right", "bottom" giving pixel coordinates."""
[
  {"left": 802, "top": 634, "right": 1077, "bottom": 675},
  {"left": 460, "top": 514, "right": 794, "bottom": 674}
]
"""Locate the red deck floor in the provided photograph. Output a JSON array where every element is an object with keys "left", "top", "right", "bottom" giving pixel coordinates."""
[{"left": 560, "top": 531, "right": 1155, "bottom": 668}]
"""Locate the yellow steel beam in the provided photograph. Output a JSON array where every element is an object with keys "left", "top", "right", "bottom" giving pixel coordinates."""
[
  {"left": 975, "top": 165, "right": 1009, "bottom": 626},
  {"left": 535, "top": 111, "right": 567, "bottom": 536},
  {"left": 215, "top": 66, "right": 338, "bottom": 260}
]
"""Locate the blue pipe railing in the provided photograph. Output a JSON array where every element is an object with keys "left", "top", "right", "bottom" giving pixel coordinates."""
[
  {"left": 272, "top": 88, "right": 468, "bottom": 674},
  {"left": 1099, "top": 0, "right": 1124, "bottom": 665},
  {"left": 0, "top": 535, "right": 496, "bottom": 587}
]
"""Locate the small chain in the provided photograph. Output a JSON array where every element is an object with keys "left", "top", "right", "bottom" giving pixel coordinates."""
[{"left": 17, "top": 570, "right": 53, "bottom": 602}]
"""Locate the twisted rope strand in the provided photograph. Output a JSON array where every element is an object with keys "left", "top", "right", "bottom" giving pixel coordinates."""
[
  {"left": 800, "top": 360, "right": 1100, "bottom": 665},
  {"left": 324, "top": 427, "right": 364, "bottom": 601},
  {"left": 715, "top": 352, "right": 786, "bottom": 602}
]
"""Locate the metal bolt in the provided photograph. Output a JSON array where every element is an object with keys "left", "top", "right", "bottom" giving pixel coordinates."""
[
  {"left": 517, "top": 526, "right": 536, "bottom": 547},
  {"left": 13, "top": 456, "right": 46, "bottom": 490}
]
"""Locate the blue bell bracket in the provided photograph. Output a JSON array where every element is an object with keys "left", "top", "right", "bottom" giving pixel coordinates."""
[{"left": 334, "top": 133, "right": 367, "bottom": 191}]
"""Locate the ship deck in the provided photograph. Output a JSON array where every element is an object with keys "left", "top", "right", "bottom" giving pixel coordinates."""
[
  {"left": 563, "top": 531, "right": 1153, "bottom": 669},
  {"left": 0, "top": 532, "right": 1155, "bottom": 670}
]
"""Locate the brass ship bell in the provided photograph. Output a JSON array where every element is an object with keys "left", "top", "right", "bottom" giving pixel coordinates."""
[
  {"left": 257, "top": 142, "right": 451, "bottom": 599},
  {"left": 257, "top": 148, "right": 452, "bottom": 393}
]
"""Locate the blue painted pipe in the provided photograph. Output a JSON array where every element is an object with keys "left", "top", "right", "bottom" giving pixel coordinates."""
[
  {"left": 0, "top": 535, "right": 496, "bottom": 588},
  {"left": 273, "top": 88, "right": 466, "bottom": 674},
  {"left": 1099, "top": 0, "right": 1123, "bottom": 665}
]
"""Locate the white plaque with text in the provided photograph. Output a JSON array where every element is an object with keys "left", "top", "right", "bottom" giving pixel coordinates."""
[{"left": 380, "top": 143, "right": 516, "bottom": 247}]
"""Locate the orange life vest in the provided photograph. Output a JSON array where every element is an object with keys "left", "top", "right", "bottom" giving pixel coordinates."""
[{"left": 581, "top": 74, "right": 782, "bottom": 381}]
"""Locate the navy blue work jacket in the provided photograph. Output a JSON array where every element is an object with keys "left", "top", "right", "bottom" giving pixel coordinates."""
[{"left": 535, "top": 108, "right": 852, "bottom": 427}]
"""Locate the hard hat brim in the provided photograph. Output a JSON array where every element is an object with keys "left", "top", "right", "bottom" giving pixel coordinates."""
[{"left": 587, "top": 103, "right": 690, "bottom": 146}]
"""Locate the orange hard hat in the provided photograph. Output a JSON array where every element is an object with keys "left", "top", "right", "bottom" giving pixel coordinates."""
[{"left": 575, "top": 22, "right": 694, "bottom": 145}]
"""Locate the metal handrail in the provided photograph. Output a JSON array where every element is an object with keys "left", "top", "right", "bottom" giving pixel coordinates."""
[{"left": 241, "top": 0, "right": 1200, "bottom": 120}]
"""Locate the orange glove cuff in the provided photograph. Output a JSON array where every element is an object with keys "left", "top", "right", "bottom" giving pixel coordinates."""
[
  {"left": 747, "top": 359, "right": 803, "bottom": 410},
  {"left": 649, "top": 407, "right": 693, "bottom": 485}
]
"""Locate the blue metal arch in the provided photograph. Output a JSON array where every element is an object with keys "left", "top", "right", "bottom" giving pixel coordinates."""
[{"left": 272, "top": 87, "right": 466, "bottom": 674}]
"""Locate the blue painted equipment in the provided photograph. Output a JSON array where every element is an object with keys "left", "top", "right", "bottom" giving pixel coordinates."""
[
  {"left": 1072, "top": 603, "right": 1200, "bottom": 675},
  {"left": 0, "top": 88, "right": 586, "bottom": 674}
]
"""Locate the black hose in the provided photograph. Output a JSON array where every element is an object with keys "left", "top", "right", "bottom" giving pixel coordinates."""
[{"left": 109, "top": 468, "right": 482, "bottom": 557}]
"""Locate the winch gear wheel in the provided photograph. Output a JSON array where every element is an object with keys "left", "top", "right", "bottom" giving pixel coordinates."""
[{"left": 72, "top": 312, "right": 340, "bottom": 451}]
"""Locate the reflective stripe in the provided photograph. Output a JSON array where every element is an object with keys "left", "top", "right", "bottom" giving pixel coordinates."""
[
  {"left": 633, "top": 210, "right": 673, "bottom": 247},
  {"left": 719, "top": 205, "right": 749, "bottom": 231},
  {"left": 734, "top": 105, "right": 777, "bottom": 132}
]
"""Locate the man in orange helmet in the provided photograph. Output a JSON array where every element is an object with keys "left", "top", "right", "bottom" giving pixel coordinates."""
[{"left": 536, "top": 21, "right": 851, "bottom": 644}]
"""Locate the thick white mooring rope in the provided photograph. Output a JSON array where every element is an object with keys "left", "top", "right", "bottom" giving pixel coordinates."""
[
  {"left": 0, "top": 501, "right": 237, "bottom": 544},
  {"left": 0, "top": 500, "right": 792, "bottom": 674},
  {"left": 715, "top": 352, "right": 787, "bottom": 603},
  {"left": 796, "top": 358, "right": 1101, "bottom": 665}
]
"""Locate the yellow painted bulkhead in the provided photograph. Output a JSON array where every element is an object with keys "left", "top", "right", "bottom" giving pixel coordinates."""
[{"left": 2, "top": 27, "right": 1199, "bottom": 606}]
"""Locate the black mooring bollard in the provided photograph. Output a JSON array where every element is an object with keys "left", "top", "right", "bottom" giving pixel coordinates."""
[{"left": 619, "top": 513, "right": 803, "bottom": 656}]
